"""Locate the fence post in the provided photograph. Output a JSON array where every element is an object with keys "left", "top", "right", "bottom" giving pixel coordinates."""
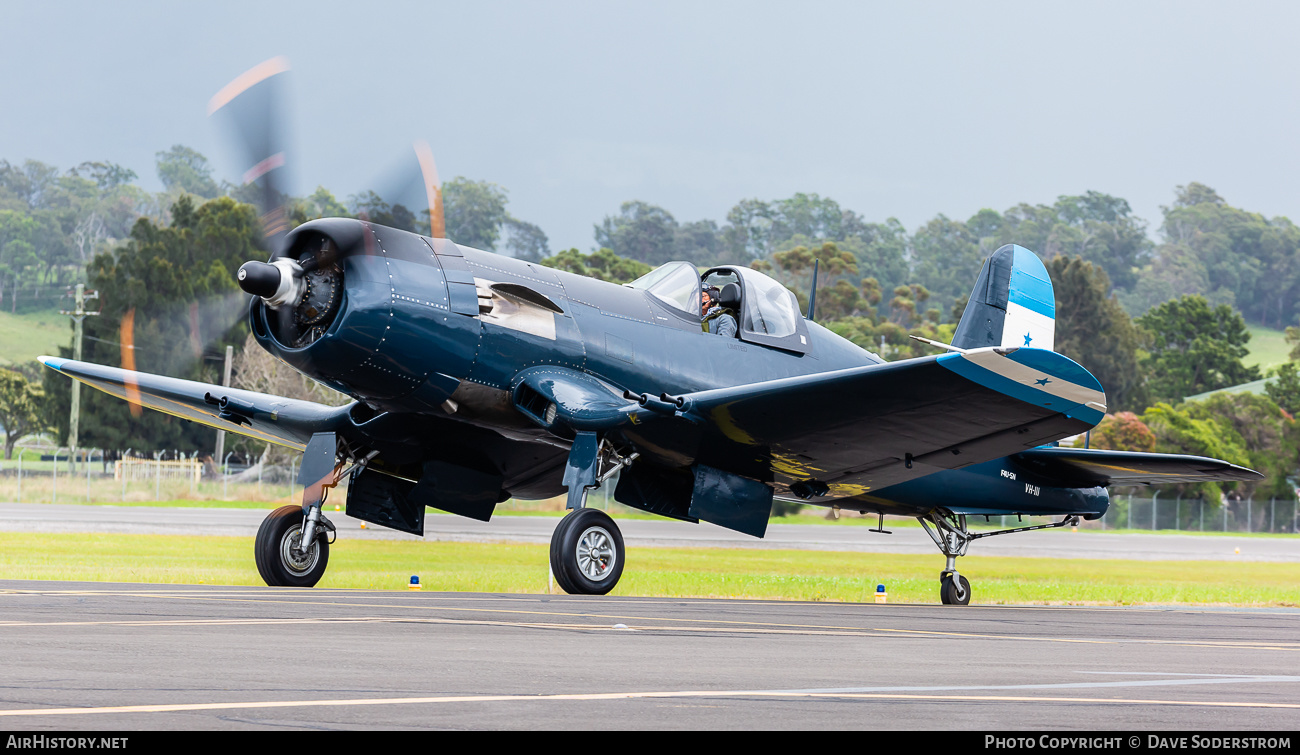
[
  {"left": 1151, "top": 491, "right": 1160, "bottom": 531},
  {"left": 155, "top": 452, "right": 161, "bottom": 501},
  {"left": 16, "top": 450, "right": 21, "bottom": 504},
  {"left": 224, "top": 452, "right": 233, "bottom": 501},
  {"left": 1199, "top": 499, "right": 1203, "bottom": 532},
  {"left": 85, "top": 450, "right": 92, "bottom": 503},
  {"left": 1127, "top": 492, "right": 1133, "bottom": 530},
  {"left": 1223, "top": 500, "right": 1228, "bottom": 532},
  {"left": 51, "top": 449, "right": 60, "bottom": 504},
  {"left": 1270, "top": 498, "right": 1275, "bottom": 534},
  {"left": 190, "top": 453, "right": 196, "bottom": 497},
  {"left": 1175, "top": 496, "right": 1181, "bottom": 531},
  {"left": 1247, "top": 498, "right": 1252, "bottom": 534}
]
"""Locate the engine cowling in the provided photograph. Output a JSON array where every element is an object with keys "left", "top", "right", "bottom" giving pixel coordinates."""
[{"left": 246, "top": 218, "right": 479, "bottom": 412}]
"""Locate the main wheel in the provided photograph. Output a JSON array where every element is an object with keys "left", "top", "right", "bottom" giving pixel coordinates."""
[
  {"left": 255, "top": 505, "right": 329, "bottom": 587},
  {"left": 549, "top": 508, "right": 624, "bottom": 595},
  {"left": 940, "top": 573, "right": 971, "bottom": 605}
]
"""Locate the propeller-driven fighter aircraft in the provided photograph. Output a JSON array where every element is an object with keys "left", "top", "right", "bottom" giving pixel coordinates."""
[
  {"left": 42, "top": 234, "right": 1262, "bottom": 604},
  {"left": 41, "top": 61, "right": 1260, "bottom": 605}
]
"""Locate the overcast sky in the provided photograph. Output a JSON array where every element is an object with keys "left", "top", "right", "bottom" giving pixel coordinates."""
[{"left": 5, "top": 0, "right": 1300, "bottom": 251}]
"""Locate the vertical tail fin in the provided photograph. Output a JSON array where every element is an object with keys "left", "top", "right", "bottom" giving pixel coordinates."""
[{"left": 951, "top": 244, "right": 1055, "bottom": 351}]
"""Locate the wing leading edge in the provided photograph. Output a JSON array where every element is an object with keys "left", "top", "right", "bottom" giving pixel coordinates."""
[
  {"left": 41, "top": 356, "right": 350, "bottom": 451},
  {"left": 521, "top": 346, "right": 1110, "bottom": 500}
]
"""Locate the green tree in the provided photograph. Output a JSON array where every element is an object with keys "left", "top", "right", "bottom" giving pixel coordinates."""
[
  {"left": 0, "top": 210, "right": 39, "bottom": 312},
  {"left": 1085, "top": 412, "right": 1156, "bottom": 452},
  {"left": 1136, "top": 295, "right": 1260, "bottom": 403},
  {"left": 443, "top": 177, "right": 509, "bottom": 250},
  {"left": 674, "top": 219, "right": 721, "bottom": 264},
  {"left": 1177, "top": 393, "right": 1298, "bottom": 500},
  {"left": 301, "top": 186, "right": 350, "bottom": 220},
  {"left": 1141, "top": 401, "right": 1255, "bottom": 501},
  {"left": 502, "top": 217, "right": 550, "bottom": 261},
  {"left": 888, "top": 284, "right": 932, "bottom": 327},
  {"left": 1266, "top": 362, "right": 1300, "bottom": 415},
  {"left": 969, "top": 193, "right": 1152, "bottom": 292},
  {"left": 1120, "top": 183, "right": 1300, "bottom": 325},
  {"left": 909, "top": 214, "right": 983, "bottom": 317},
  {"left": 69, "top": 161, "right": 138, "bottom": 191},
  {"left": 720, "top": 198, "right": 774, "bottom": 262},
  {"left": 1048, "top": 256, "right": 1146, "bottom": 410},
  {"left": 44, "top": 195, "right": 260, "bottom": 452},
  {"left": 0, "top": 367, "right": 46, "bottom": 459},
  {"left": 155, "top": 145, "right": 220, "bottom": 199},
  {"left": 540, "top": 248, "right": 651, "bottom": 284},
  {"left": 595, "top": 201, "right": 679, "bottom": 266},
  {"left": 348, "top": 190, "right": 417, "bottom": 232}
]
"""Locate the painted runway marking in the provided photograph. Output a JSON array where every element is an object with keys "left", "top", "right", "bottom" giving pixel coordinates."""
[
  {"left": 0, "top": 674, "right": 1297, "bottom": 718},
  {"left": 2, "top": 588, "right": 1298, "bottom": 652},
  {"left": 0, "top": 614, "right": 1297, "bottom": 652}
]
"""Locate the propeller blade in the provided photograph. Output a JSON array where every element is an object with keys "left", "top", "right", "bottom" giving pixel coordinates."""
[
  {"left": 414, "top": 140, "right": 445, "bottom": 238},
  {"left": 209, "top": 56, "right": 293, "bottom": 255}
]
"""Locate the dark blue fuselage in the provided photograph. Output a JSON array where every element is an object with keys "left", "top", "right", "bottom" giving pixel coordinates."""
[{"left": 251, "top": 220, "right": 1108, "bottom": 520}]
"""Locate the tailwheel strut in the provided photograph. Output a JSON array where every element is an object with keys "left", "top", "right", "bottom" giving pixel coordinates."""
[
  {"left": 919, "top": 510, "right": 973, "bottom": 606},
  {"left": 918, "top": 510, "right": 1081, "bottom": 606}
]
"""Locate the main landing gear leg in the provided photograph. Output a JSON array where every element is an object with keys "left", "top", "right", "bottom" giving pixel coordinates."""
[
  {"left": 919, "top": 510, "right": 972, "bottom": 606},
  {"left": 255, "top": 433, "right": 341, "bottom": 587},
  {"left": 549, "top": 434, "right": 637, "bottom": 595}
]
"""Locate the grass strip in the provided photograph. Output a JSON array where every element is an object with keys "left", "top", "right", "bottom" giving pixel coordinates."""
[{"left": 0, "top": 532, "right": 1295, "bottom": 606}]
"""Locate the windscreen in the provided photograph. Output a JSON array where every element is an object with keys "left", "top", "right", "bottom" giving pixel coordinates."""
[{"left": 627, "top": 262, "right": 701, "bottom": 315}]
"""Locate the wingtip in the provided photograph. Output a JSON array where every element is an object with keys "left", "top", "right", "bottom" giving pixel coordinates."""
[{"left": 38, "top": 355, "right": 64, "bottom": 370}]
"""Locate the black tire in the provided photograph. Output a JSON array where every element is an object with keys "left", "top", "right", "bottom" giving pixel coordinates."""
[
  {"left": 940, "top": 573, "right": 971, "bottom": 606},
  {"left": 255, "top": 505, "right": 329, "bottom": 587},
  {"left": 549, "top": 508, "right": 624, "bottom": 595}
]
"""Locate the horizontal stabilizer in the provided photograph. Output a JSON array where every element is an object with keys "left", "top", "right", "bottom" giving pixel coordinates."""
[
  {"left": 1014, "top": 447, "right": 1263, "bottom": 487},
  {"left": 40, "top": 356, "right": 351, "bottom": 451}
]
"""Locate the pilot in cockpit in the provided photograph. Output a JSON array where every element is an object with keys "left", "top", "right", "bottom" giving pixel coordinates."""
[{"left": 701, "top": 285, "right": 738, "bottom": 338}]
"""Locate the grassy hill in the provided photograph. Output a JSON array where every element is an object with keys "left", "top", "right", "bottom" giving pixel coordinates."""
[
  {"left": 0, "top": 308, "right": 71, "bottom": 370},
  {"left": 1245, "top": 323, "right": 1290, "bottom": 374}
]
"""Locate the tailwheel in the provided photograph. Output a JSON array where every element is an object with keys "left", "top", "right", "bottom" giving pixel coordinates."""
[
  {"left": 255, "top": 505, "right": 330, "bottom": 587},
  {"left": 549, "top": 508, "right": 624, "bottom": 595},
  {"left": 919, "top": 509, "right": 974, "bottom": 606},
  {"left": 940, "top": 572, "right": 971, "bottom": 606}
]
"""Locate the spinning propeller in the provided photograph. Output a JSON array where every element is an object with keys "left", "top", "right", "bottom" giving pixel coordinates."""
[{"left": 118, "top": 56, "right": 449, "bottom": 387}]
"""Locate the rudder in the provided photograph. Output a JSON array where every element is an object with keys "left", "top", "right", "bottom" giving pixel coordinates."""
[{"left": 951, "top": 244, "right": 1055, "bottom": 351}]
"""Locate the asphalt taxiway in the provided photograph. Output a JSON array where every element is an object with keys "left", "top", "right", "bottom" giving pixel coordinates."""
[{"left": 0, "top": 581, "right": 1296, "bottom": 730}]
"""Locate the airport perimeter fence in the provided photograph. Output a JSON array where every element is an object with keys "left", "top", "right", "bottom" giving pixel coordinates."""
[
  {"left": 0, "top": 445, "right": 1298, "bottom": 534},
  {"left": 1076, "top": 493, "right": 1299, "bottom": 534},
  {"left": 0, "top": 446, "right": 320, "bottom": 505}
]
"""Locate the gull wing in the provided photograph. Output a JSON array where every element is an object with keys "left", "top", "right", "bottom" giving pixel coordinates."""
[
  {"left": 41, "top": 356, "right": 350, "bottom": 451},
  {"left": 616, "top": 347, "right": 1109, "bottom": 499}
]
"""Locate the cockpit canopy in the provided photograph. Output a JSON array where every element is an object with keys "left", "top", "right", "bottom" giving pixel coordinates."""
[{"left": 627, "top": 262, "right": 811, "bottom": 354}]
